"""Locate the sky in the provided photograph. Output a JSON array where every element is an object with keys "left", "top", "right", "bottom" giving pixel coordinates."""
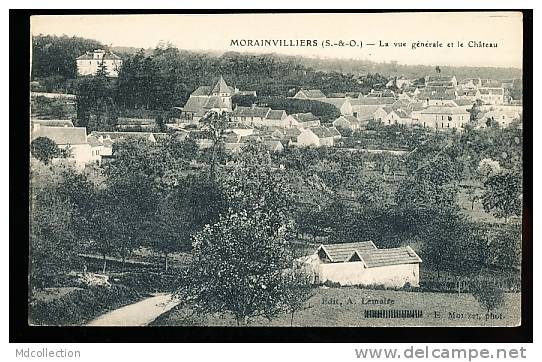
[{"left": 31, "top": 12, "right": 523, "bottom": 68}]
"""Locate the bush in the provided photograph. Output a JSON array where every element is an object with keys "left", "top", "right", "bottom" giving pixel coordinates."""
[
  {"left": 111, "top": 272, "right": 179, "bottom": 293},
  {"left": 472, "top": 282, "right": 505, "bottom": 312},
  {"left": 29, "top": 284, "right": 142, "bottom": 326},
  {"left": 257, "top": 96, "right": 341, "bottom": 121}
]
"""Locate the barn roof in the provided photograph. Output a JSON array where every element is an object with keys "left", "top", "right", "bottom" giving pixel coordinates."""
[
  {"left": 32, "top": 126, "right": 88, "bottom": 145},
  {"left": 298, "top": 89, "right": 326, "bottom": 98},
  {"left": 318, "top": 241, "right": 377, "bottom": 262},
  {"left": 361, "top": 246, "right": 422, "bottom": 267},
  {"left": 316, "top": 242, "right": 422, "bottom": 267}
]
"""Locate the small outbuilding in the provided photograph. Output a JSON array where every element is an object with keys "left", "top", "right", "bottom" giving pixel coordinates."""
[{"left": 297, "top": 241, "right": 422, "bottom": 288}]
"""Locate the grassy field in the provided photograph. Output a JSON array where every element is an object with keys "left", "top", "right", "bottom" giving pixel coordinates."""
[{"left": 152, "top": 287, "right": 521, "bottom": 327}]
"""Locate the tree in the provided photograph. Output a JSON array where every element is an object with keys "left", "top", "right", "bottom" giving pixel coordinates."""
[
  {"left": 472, "top": 283, "right": 505, "bottom": 312},
  {"left": 465, "top": 186, "right": 480, "bottom": 210},
  {"left": 281, "top": 268, "right": 314, "bottom": 326},
  {"left": 482, "top": 170, "right": 522, "bottom": 222},
  {"left": 477, "top": 158, "right": 501, "bottom": 181},
  {"left": 149, "top": 187, "right": 198, "bottom": 272},
  {"left": 29, "top": 163, "right": 82, "bottom": 289},
  {"left": 183, "top": 210, "right": 295, "bottom": 325},
  {"left": 468, "top": 99, "right": 484, "bottom": 123},
  {"left": 201, "top": 111, "right": 228, "bottom": 181},
  {"left": 31, "top": 137, "right": 60, "bottom": 164}
]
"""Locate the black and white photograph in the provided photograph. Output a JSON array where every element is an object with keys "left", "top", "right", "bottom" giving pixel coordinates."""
[{"left": 14, "top": 10, "right": 530, "bottom": 338}]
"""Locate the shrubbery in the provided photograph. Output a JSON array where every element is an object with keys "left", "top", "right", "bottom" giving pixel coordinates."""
[
  {"left": 29, "top": 284, "right": 142, "bottom": 326},
  {"left": 111, "top": 272, "right": 179, "bottom": 293},
  {"left": 256, "top": 96, "right": 341, "bottom": 121}
]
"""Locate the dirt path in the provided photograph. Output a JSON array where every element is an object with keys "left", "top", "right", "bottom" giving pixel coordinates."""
[{"left": 87, "top": 293, "right": 180, "bottom": 326}]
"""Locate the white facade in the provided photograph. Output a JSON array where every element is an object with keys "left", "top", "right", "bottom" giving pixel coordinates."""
[
  {"left": 318, "top": 262, "right": 420, "bottom": 288},
  {"left": 76, "top": 50, "right": 122, "bottom": 77}
]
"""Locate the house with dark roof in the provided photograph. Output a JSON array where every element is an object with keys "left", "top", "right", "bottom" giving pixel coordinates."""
[
  {"left": 31, "top": 119, "right": 74, "bottom": 130},
  {"left": 263, "top": 109, "right": 289, "bottom": 128},
  {"left": 297, "top": 126, "right": 336, "bottom": 147},
  {"left": 180, "top": 76, "right": 239, "bottom": 121},
  {"left": 425, "top": 75, "right": 457, "bottom": 87},
  {"left": 419, "top": 106, "right": 470, "bottom": 130},
  {"left": 478, "top": 87, "right": 504, "bottom": 105},
  {"left": 333, "top": 115, "right": 362, "bottom": 131},
  {"left": 293, "top": 89, "right": 326, "bottom": 100},
  {"left": 284, "top": 112, "right": 320, "bottom": 128},
  {"left": 31, "top": 125, "right": 92, "bottom": 168},
  {"left": 76, "top": 49, "right": 122, "bottom": 77},
  {"left": 231, "top": 105, "right": 271, "bottom": 126},
  {"left": 385, "top": 108, "right": 413, "bottom": 126},
  {"left": 297, "top": 241, "right": 422, "bottom": 287},
  {"left": 317, "top": 98, "right": 353, "bottom": 116}
]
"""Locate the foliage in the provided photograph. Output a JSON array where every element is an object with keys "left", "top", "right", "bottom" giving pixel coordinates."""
[
  {"left": 477, "top": 158, "right": 501, "bottom": 181},
  {"left": 471, "top": 283, "right": 505, "bottom": 312},
  {"left": 31, "top": 35, "right": 103, "bottom": 80},
  {"left": 183, "top": 210, "right": 295, "bottom": 325},
  {"left": 280, "top": 268, "right": 315, "bottom": 326},
  {"left": 30, "top": 137, "right": 60, "bottom": 164},
  {"left": 482, "top": 170, "right": 523, "bottom": 221},
  {"left": 74, "top": 73, "right": 118, "bottom": 131},
  {"left": 29, "top": 284, "right": 141, "bottom": 326},
  {"left": 257, "top": 96, "right": 341, "bottom": 121}
]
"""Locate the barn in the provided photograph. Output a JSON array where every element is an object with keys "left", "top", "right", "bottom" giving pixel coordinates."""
[{"left": 298, "top": 241, "right": 422, "bottom": 288}]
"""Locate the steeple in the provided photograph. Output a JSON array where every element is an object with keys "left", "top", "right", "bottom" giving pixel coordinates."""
[{"left": 211, "top": 76, "right": 230, "bottom": 95}]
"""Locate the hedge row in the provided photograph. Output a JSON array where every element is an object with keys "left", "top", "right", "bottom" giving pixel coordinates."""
[{"left": 29, "top": 284, "right": 142, "bottom": 326}]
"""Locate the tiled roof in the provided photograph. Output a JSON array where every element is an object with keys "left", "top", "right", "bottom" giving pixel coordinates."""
[
  {"left": 31, "top": 126, "right": 87, "bottom": 145},
  {"left": 232, "top": 106, "right": 271, "bottom": 118},
  {"left": 191, "top": 86, "right": 213, "bottom": 97},
  {"left": 298, "top": 89, "right": 326, "bottom": 98},
  {"left": 266, "top": 110, "right": 287, "bottom": 120},
  {"left": 327, "top": 92, "right": 346, "bottom": 98},
  {"left": 90, "top": 131, "right": 155, "bottom": 141},
  {"left": 204, "top": 96, "right": 228, "bottom": 109},
  {"left": 421, "top": 106, "right": 469, "bottom": 115},
  {"left": 310, "top": 126, "right": 334, "bottom": 138},
  {"left": 211, "top": 76, "right": 230, "bottom": 94},
  {"left": 327, "top": 127, "right": 341, "bottom": 136},
  {"left": 318, "top": 98, "right": 350, "bottom": 109},
  {"left": 285, "top": 128, "right": 302, "bottom": 137},
  {"left": 351, "top": 97, "right": 396, "bottom": 105},
  {"left": 361, "top": 247, "right": 422, "bottom": 268},
  {"left": 183, "top": 96, "right": 210, "bottom": 113},
  {"left": 31, "top": 119, "right": 74, "bottom": 127},
  {"left": 291, "top": 112, "right": 319, "bottom": 122},
  {"left": 87, "top": 135, "right": 103, "bottom": 147},
  {"left": 479, "top": 87, "right": 504, "bottom": 95},
  {"left": 453, "top": 99, "right": 476, "bottom": 107},
  {"left": 318, "top": 242, "right": 377, "bottom": 262},
  {"left": 393, "top": 109, "right": 412, "bottom": 118},
  {"left": 426, "top": 75, "right": 455, "bottom": 82},
  {"left": 117, "top": 117, "right": 155, "bottom": 125}
]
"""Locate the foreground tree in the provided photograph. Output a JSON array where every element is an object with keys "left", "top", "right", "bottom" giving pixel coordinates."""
[
  {"left": 30, "top": 137, "right": 59, "bottom": 165},
  {"left": 183, "top": 210, "right": 295, "bottom": 325}
]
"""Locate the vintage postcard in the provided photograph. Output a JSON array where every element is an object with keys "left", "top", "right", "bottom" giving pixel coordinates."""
[{"left": 27, "top": 11, "right": 525, "bottom": 328}]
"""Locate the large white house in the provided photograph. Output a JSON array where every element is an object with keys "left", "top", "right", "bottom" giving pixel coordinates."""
[
  {"left": 76, "top": 49, "right": 122, "bottom": 77},
  {"left": 297, "top": 241, "right": 422, "bottom": 287},
  {"left": 418, "top": 106, "right": 470, "bottom": 130},
  {"left": 31, "top": 125, "right": 92, "bottom": 168}
]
